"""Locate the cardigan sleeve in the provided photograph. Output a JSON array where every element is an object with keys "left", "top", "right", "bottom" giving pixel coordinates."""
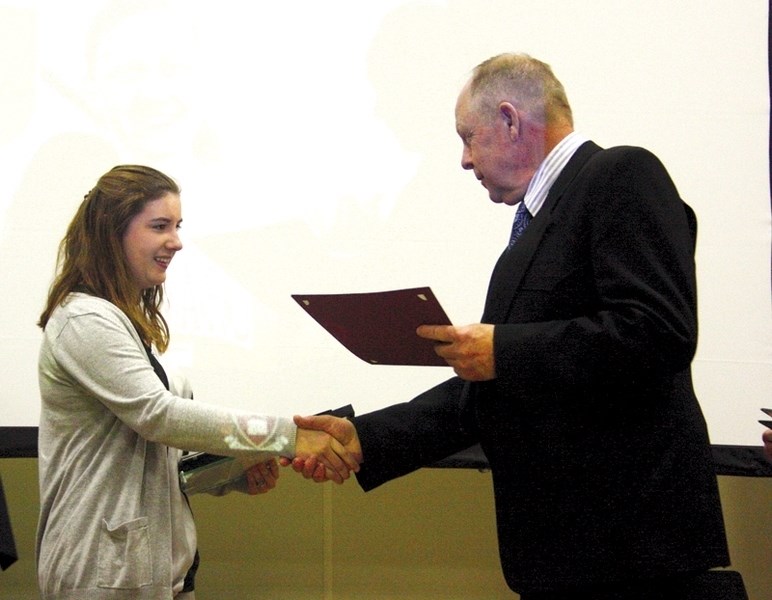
[{"left": 43, "top": 296, "right": 297, "bottom": 458}]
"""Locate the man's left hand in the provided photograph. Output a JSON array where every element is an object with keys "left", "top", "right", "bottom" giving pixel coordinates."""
[{"left": 417, "top": 323, "right": 496, "bottom": 381}]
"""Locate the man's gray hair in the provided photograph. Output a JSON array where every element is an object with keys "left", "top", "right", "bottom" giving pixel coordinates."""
[{"left": 469, "top": 53, "right": 573, "bottom": 126}]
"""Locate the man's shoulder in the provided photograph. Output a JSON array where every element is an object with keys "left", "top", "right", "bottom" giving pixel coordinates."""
[
  {"left": 575, "top": 144, "right": 670, "bottom": 182},
  {"left": 586, "top": 143, "right": 658, "bottom": 162}
]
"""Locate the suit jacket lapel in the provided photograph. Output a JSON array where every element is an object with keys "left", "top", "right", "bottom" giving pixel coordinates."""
[{"left": 481, "top": 141, "right": 602, "bottom": 323}]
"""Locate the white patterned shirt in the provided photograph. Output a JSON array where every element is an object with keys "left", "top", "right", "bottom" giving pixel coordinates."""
[{"left": 521, "top": 131, "right": 589, "bottom": 217}]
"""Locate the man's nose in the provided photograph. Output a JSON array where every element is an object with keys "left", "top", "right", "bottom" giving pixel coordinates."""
[{"left": 461, "top": 146, "right": 473, "bottom": 170}]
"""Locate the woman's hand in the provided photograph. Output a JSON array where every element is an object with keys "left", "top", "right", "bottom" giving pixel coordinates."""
[{"left": 244, "top": 458, "right": 279, "bottom": 495}]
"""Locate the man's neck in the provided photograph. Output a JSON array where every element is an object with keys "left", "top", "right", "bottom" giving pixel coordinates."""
[{"left": 543, "top": 124, "right": 575, "bottom": 157}]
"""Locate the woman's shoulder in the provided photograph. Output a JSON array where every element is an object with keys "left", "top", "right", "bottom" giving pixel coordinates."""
[
  {"left": 61, "top": 292, "right": 116, "bottom": 312},
  {"left": 44, "top": 293, "right": 143, "bottom": 353},
  {"left": 50, "top": 293, "right": 129, "bottom": 328}
]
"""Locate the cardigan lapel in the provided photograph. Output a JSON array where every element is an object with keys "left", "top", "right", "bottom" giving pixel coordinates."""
[{"left": 481, "top": 141, "right": 602, "bottom": 323}]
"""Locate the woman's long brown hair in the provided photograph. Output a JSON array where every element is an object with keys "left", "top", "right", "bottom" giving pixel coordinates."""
[{"left": 38, "top": 165, "right": 180, "bottom": 353}]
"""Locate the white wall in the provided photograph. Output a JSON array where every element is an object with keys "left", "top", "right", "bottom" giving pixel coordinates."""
[{"left": 0, "top": 0, "right": 769, "bottom": 445}]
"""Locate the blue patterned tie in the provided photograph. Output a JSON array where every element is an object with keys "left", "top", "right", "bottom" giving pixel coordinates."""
[{"left": 508, "top": 202, "right": 532, "bottom": 248}]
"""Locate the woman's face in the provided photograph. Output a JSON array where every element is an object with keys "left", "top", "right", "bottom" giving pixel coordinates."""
[{"left": 122, "top": 192, "right": 183, "bottom": 293}]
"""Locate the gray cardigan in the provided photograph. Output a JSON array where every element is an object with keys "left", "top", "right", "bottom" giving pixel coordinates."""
[{"left": 37, "top": 293, "right": 297, "bottom": 599}]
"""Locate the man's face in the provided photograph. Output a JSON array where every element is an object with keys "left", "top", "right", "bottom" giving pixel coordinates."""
[{"left": 454, "top": 85, "right": 532, "bottom": 206}]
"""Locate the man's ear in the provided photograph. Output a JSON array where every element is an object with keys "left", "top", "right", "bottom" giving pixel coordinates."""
[{"left": 499, "top": 102, "right": 519, "bottom": 141}]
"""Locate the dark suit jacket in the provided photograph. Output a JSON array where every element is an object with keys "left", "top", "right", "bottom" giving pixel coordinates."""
[{"left": 353, "top": 142, "right": 730, "bottom": 595}]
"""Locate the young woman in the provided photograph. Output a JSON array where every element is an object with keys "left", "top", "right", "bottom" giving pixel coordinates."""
[{"left": 35, "top": 165, "right": 359, "bottom": 599}]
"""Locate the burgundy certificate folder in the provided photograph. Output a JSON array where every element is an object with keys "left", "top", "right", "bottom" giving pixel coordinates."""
[{"left": 292, "top": 287, "right": 452, "bottom": 366}]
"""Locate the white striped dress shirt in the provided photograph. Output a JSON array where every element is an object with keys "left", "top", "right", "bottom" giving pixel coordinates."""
[{"left": 521, "top": 131, "right": 589, "bottom": 218}]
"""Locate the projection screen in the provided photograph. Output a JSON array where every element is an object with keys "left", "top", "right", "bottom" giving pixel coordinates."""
[{"left": 0, "top": 1, "right": 769, "bottom": 469}]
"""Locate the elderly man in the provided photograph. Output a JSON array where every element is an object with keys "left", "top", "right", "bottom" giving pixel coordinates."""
[{"left": 295, "top": 53, "right": 732, "bottom": 599}]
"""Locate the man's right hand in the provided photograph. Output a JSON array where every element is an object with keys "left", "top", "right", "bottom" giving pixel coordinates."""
[{"left": 287, "top": 415, "right": 362, "bottom": 483}]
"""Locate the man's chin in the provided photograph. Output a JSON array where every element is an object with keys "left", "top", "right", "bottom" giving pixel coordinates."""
[{"left": 499, "top": 194, "right": 525, "bottom": 206}]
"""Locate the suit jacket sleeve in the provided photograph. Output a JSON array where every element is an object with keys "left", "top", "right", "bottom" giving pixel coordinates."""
[{"left": 353, "top": 376, "right": 478, "bottom": 491}]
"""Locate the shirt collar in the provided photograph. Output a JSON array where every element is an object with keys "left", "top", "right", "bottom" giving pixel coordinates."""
[{"left": 522, "top": 131, "right": 589, "bottom": 217}]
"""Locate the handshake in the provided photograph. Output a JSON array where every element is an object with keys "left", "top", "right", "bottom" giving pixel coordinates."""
[
  {"left": 290, "top": 414, "right": 363, "bottom": 483},
  {"left": 243, "top": 414, "right": 362, "bottom": 494}
]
